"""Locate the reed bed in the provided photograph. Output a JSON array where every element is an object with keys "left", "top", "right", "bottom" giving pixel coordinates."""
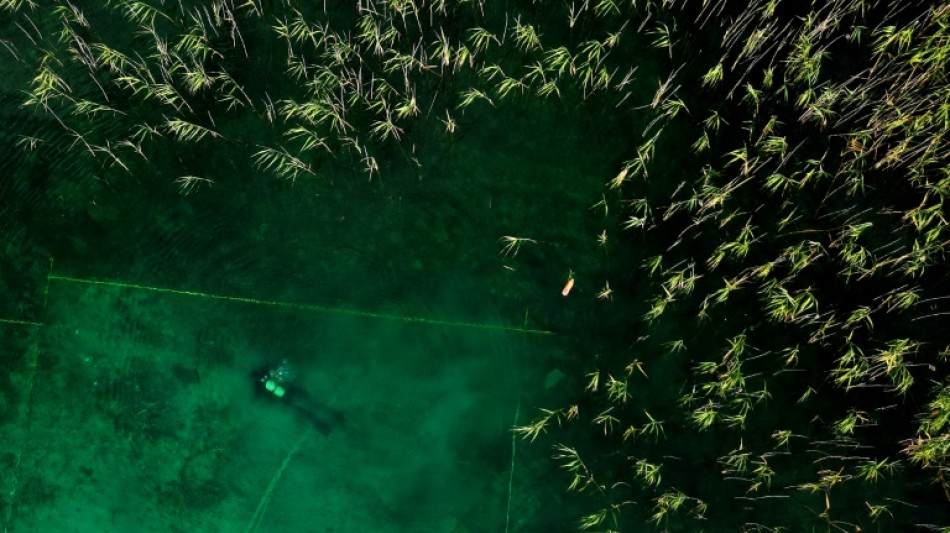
[
  {"left": 1, "top": 0, "right": 653, "bottom": 188},
  {"left": 512, "top": 0, "right": 950, "bottom": 530}
]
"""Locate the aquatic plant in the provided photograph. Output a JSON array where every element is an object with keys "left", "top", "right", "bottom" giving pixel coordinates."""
[{"left": 513, "top": 0, "right": 950, "bottom": 530}]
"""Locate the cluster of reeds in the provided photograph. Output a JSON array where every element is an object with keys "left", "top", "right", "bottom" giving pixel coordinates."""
[
  {"left": 515, "top": 0, "right": 950, "bottom": 530},
  {"left": 1, "top": 0, "right": 652, "bottom": 192}
]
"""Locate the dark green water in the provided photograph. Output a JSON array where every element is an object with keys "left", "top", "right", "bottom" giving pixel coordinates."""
[
  {"left": 0, "top": 4, "right": 632, "bottom": 528},
  {"left": 3, "top": 1, "right": 950, "bottom": 532},
  {"left": 1, "top": 101, "right": 622, "bottom": 532}
]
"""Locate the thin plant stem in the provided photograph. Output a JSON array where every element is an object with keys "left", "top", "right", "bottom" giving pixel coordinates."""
[{"left": 505, "top": 399, "right": 521, "bottom": 533}]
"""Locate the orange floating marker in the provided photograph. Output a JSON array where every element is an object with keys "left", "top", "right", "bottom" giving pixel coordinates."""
[{"left": 561, "top": 277, "right": 575, "bottom": 296}]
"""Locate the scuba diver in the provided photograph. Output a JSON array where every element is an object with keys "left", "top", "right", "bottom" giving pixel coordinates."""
[{"left": 255, "top": 359, "right": 345, "bottom": 436}]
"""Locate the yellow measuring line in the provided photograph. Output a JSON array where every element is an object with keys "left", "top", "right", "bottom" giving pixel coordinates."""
[
  {"left": 48, "top": 275, "right": 553, "bottom": 335},
  {"left": 0, "top": 317, "right": 43, "bottom": 327}
]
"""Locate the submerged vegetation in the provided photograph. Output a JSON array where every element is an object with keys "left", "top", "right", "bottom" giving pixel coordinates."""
[{"left": 2, "top": 0, "right": 950, "bottom": 530}]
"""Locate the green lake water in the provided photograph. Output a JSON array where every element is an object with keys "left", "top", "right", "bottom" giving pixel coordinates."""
[
  {"left": 3, "top": 1, "right": 950, "bottom": 532},
  {"left": 1, "top": 62, "right": 627, "bottom": 532}
]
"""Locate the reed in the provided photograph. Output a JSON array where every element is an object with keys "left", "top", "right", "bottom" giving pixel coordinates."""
[{"left": 510, "top": 0, "right": 950, "bottom": 530}]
